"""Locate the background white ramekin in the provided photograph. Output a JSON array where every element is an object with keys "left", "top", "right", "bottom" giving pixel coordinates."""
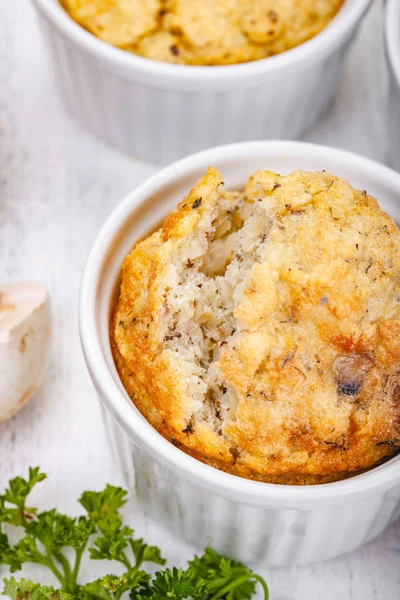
[
  {"left": 385, "top": 0, "right": 400, "bottom": 173},
  {"left": 32, "top": 0, "right": 372, "bottom": 165},
  {"left": 79, "top": 141, "right": 400, "bottom": 567}
]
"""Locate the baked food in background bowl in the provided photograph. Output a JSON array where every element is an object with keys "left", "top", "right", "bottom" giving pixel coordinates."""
[
  {"left": 58, "top": 0, "right": 345, "bottom": 66},
  {"left": 79, "top": 141, "right": 400, "bottom": 566},
  {"left": 32, "top": 0, "right": 372, "bottom": 164},
  {"left": 385, "top": 0, "right": 400, "bottom": 173}
]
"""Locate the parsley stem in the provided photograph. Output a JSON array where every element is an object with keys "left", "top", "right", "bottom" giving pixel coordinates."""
[
  {"left": 54, "top": 551, "right": 74, "bottom": 589},
  {"left": 133, "top": 545, "right": 146, "bottom": 569},
  {"left": 134, "top": 552, "right": 143, "bottom": 569},
  {"left": 72, "top": 544, "right": 86, "bottom": 583},
  {"left": 210, "top": 574, "right": 269, "bottom": 600},
  {"left": 43, "top": 551, "right": 66, "bottom": 588},
  {"left": 253, "top": 575, "right": 270, "bottom": 599},
  {"left": 25, "top": 546, "right": 66, "bottom": 588},
  {"left": 118, "top": 552, "right": 132, "bottom": 570}
]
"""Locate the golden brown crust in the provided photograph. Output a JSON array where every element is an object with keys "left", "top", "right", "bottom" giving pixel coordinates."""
[
  {"left": 112, "top": 168, "right": 400, "bottom": 485},
  {"left": 60, "top": 0, "right": 344, "bottom": 66}
]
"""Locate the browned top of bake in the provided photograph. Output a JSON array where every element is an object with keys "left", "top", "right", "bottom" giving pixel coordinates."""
[{"left": 112, "top": 168, "right": 400, "bottom": 484}]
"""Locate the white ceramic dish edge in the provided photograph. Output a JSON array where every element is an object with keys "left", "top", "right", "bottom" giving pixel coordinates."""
[
  {"left": 79, "top": 141, "right": 400, "bottom": 565},
  {"left": 385, "top": 0, "right": 400, "bottom": 172},
  {"left": 32, "top": 0, "right": 372, "bottom": 163}
]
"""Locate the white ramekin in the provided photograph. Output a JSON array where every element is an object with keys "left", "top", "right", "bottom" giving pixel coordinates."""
[
  {"left": 79, "top": 141, "right": 400, "bottom": 566},
  {"left": 32, "top": 0, "right": 372, "bottom": 165},
  {"left": 385, "top": 0, "right": 400, "bottom": 172}
]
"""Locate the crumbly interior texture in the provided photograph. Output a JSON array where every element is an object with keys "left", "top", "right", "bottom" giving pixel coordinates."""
[
  {"left": 60, "top": 0, "right": 344, "bottom": 66},
  {"left": 112, "top": 167, "right": 400, "bottom": 485}
]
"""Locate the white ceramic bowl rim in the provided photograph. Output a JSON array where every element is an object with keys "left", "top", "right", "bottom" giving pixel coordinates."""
[
  {"left": 385, "top": 0, "right": 400, "bottom": 89},
  {"left": 34, "top": 0, "right": 371, "bottom": 84},
  {"left": 80, "top": 141, "right": 400, "bottom": 508}
]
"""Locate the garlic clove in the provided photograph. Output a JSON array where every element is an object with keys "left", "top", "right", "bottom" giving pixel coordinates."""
[{"left": 0, "top": 282, "right": 52, "bottom": 421}]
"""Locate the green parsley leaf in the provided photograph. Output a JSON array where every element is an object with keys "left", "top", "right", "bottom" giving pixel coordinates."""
[
  {"left": 79, "top": 486, "right": 127, "bottom": 535},
  {"left": 3, "top": 577, "right": 38, "bottom": 600},
  {"left": 12, "top": 512, "right": 96, "bottom": 592},
  {"left": 0, "top": 495, "right": 6, "bottom": 522},
  {"left": 138, "top": 566, "right": 207, "bottom": 600},
  {"left": 88, "top": 526, "right": 166, "bottom": 572},
  {"left": 0, "top": 531, "right": 9, "bottom": 554},
  {"left": 128, "top": 538, "right": 166, "bottom": 568},
  {"left": 188, "top": 548, "right": 269, "bottom": 600},
  {"left": 26, "top": 511, "right": 95, "bottom": 552},
  {"left": 4, "top": 468, "right": 46, "bottom": 508},
  {"left": 80, "top": 579, "right": 114, "bottom": 600},
  {"left": 0, "top": 468, "right": 46, "bottom": 527},
  {"left": 81, "top": 569, "right": 150, "bottom": 600},
  {"left": 2, "top": 577, "right": 72, "bottom": 600},
  {"left": 0, "top": 533, "right": 22, "bottom": 573},
  {"left": 88, "top": 527, "right": 132, "bottom": 567}
]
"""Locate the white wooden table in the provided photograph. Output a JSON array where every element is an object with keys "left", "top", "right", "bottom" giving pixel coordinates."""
[{"left": 0, "top": 2, "right": 399, "bottom": 598}]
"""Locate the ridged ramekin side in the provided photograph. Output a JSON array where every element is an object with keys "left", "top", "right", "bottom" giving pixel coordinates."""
[
  {"left": 101, "top": 407, "right": 400, "bottom": 567},
  {"left": 34, "top": 4, "right": 360, "bottom": 164},
  {"left": 387, "top": 76, "right": 400, "bottom": 172},
  {"left": 385, "top": 0, "right": 400, "bottom": 173}
]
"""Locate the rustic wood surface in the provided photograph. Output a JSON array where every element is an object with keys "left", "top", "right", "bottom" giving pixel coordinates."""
[{"left": 0, "top": 1, "right": 399, "bottom": 598}]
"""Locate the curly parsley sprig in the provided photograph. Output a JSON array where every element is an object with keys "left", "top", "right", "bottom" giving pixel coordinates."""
[{"left": 0, "top": 468, "right": 269, "bottom": 599}]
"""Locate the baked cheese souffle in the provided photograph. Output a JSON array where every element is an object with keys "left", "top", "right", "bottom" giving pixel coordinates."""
[{"left": 112, "top": 168, "right": 400, "bottom": 484}]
